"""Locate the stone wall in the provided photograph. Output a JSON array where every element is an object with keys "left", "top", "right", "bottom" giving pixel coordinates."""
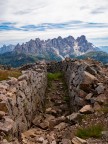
[
  {"left": 0, "top": 61, "right": 47, "bottom": 138},
  {"left": 47, "top": 59, "right": 86, "bottom": 111}
]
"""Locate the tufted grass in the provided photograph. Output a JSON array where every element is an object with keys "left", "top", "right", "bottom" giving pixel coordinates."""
[
  {"left": 47, "top": 72, "right": 63, "bottom": 87},
  {"left": 76, "top": 124, "right": 104, "bottom": 139},
  {"left": 0, "top": 70, "right": 21, "bottom": 81},
  {"left": 47, "top": 72, "right": 63, "bottom": 81}
]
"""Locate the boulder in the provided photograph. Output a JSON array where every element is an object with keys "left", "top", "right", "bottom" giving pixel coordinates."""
[
  {"left": 18, "top": 74, "right": 28, "bottom": 81},
  {"left": 79, "top": 105, "right": 94, "bottom": 114},
  {"left": 92, "top": 94, "right": 107, "bottom": 104},
  {"left": 66, "top": 113, "right": 80, "bottom": 123},
  {"left": 32, "top": 116, "right": 49, "bottom": 130},
  {"left": 95, "top": 83, "right": 105, "bottom": 94},
  {"left": 82, "top": 71, "right": 98, "bottom": 85},
  {"left": 80, "top": 71, "right": 98, "bottom": 92},
  {"left": 54, "top": 122, "right": 67, "bottom": 131},
  {"left": 72, "top": 137, "right": 87, "bottom": 144},
  {"left": 0, "top": 116, "right": 14, "bottom": 133},
  {"left": 85, "top": 93, "right": 93, "bottom": 100},
  {"left": 46, "top": 108, "right": 57, "bottom": 116},
  {"left": 62, "top": 139, "right": 72, "bottom": 144}
]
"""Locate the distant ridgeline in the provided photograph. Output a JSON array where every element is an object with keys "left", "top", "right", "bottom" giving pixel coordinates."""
[{"left": 0, "top": 35, "right": 108, "bottom": 67}]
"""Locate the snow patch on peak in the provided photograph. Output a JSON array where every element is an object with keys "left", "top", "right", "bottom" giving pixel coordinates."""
[{"left": 52, "top": 47, "right": 65, "bottom": 60}]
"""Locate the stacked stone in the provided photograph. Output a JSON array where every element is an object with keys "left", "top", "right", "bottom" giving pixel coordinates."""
[
  {"left": 47, "top": 58, "right": 108, "bottom": 112},
  {"left": 0, "top": 61, "right": 47, "bottom": 140}
]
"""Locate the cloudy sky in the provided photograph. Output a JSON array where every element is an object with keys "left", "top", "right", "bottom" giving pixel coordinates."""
[{"left": 0, "top": 0, "right": 108, "bottom": 46}]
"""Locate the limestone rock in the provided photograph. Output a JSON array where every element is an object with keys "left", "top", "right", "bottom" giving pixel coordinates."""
[
  {"left": 18, "top": 74, "right": 28, "bottom": 81},
  {"left": 62, "top": 139, "right": 72, "bottom": 144},
  {"left": 0, "top": 116, "right": 14, "bottom": 133},
  {"left": 95, "top": 83, "right": 105, "bottom": 94},
  {"left": 85, "top": 93, "right": 93, "bottom": 100},
  {"left": 66, "top": 113, "right": 80, "bottom": 123},
  {"left": 72, "top": 137, "right": 87, "bottom": 144},
  {"left": 80, "top": 71, "right": 98, "bottom": 92},
  {"left": 101, "top": 131, "right": 108, "bottom": 139},
  {"left": 54, "top": 122, "right": 67, "bottom": 131},
  {"left": 79, "top": 105, "right": 94, "bottom": 114},
  {"left": 46, "top": 108, "right": 57, "bottom": 116},
  {"left": 92, "top": 94, "right": 107, "bottom": 104},
  {"left": 51, "top": 140, "right": 57, "bottom": 144},
  {"left": 82, "top": 71, "right": 98, "bottom": 85},
  {"left": 32, "top": 115, "right": 49, "bottom": 130},
  {"left": 0, "top": 111, "right": 6, "bottom": 119},
  {"left": 7, "top": 77, "right": 18, "bottom": 85}
]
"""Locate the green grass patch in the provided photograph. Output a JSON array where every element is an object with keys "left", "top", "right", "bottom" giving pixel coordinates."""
[
  {"left": 0, "top": 69, "right": 21, "bottom": 81},
  {"left": 47, "top": 72, "right": 63, "bottom": 81},
  {"left": 47, "top": 72, "right": 63, "bottom": 87},
  {"left": 76, "top": 124, "right": 104, "bottom": 139}
]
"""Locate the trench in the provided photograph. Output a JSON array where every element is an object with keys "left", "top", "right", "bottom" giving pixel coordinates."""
[{"left": 21, "top": 72, "right": 75, "bottom": 143}]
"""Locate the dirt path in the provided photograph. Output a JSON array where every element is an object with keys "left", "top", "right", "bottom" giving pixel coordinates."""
[{"left": 45, "top": 77, "right": 70, "bottom": 117}]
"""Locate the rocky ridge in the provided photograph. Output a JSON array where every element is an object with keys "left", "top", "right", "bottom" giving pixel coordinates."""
[
  {"left": 14, "top": 35, "right": 98, "bottom": 59},
  {"left": 0, "top": 45, "right": 15, "bottom": 54},
  {"left": 0, "top": 58, "right": 108, "bottom": 143}
]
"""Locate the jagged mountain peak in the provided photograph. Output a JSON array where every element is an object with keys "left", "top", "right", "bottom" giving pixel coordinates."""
[
  {"left": 13, "top": 35, "right": 98, "bottom": 59},
  {"left": 0, "top": 44, "right": 15, "bottom": 54}
]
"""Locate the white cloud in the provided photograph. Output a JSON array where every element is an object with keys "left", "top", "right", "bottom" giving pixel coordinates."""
[{"left": 0, "top": 0, "right": 108, "bottom": 46}]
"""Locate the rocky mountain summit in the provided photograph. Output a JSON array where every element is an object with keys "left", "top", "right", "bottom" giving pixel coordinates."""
[
  {"left": 14, "top": 35, "right": 98, "bottom": 59},
  {"left": 0, "top": 58, "right": 108, "bottom": 143},
  {"left": 0, "top": 35, "right": 106, "bottom": 68}
]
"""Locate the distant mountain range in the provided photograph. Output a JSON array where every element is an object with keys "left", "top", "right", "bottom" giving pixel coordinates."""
[
  {"left": 77, "top": 51, "right": 108, "bottom": 64},
  {"left": 13, "top": 35, "right": 99, "bottom": 58},
  {"left": 99, "top": 46, "right": 108, "bottom": 53},
  {"left": 0, "top": 44, "right": 15, "bottom": 54},
  {"left": 0, "top": 35, "right": 108, "bottom": 67}
]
